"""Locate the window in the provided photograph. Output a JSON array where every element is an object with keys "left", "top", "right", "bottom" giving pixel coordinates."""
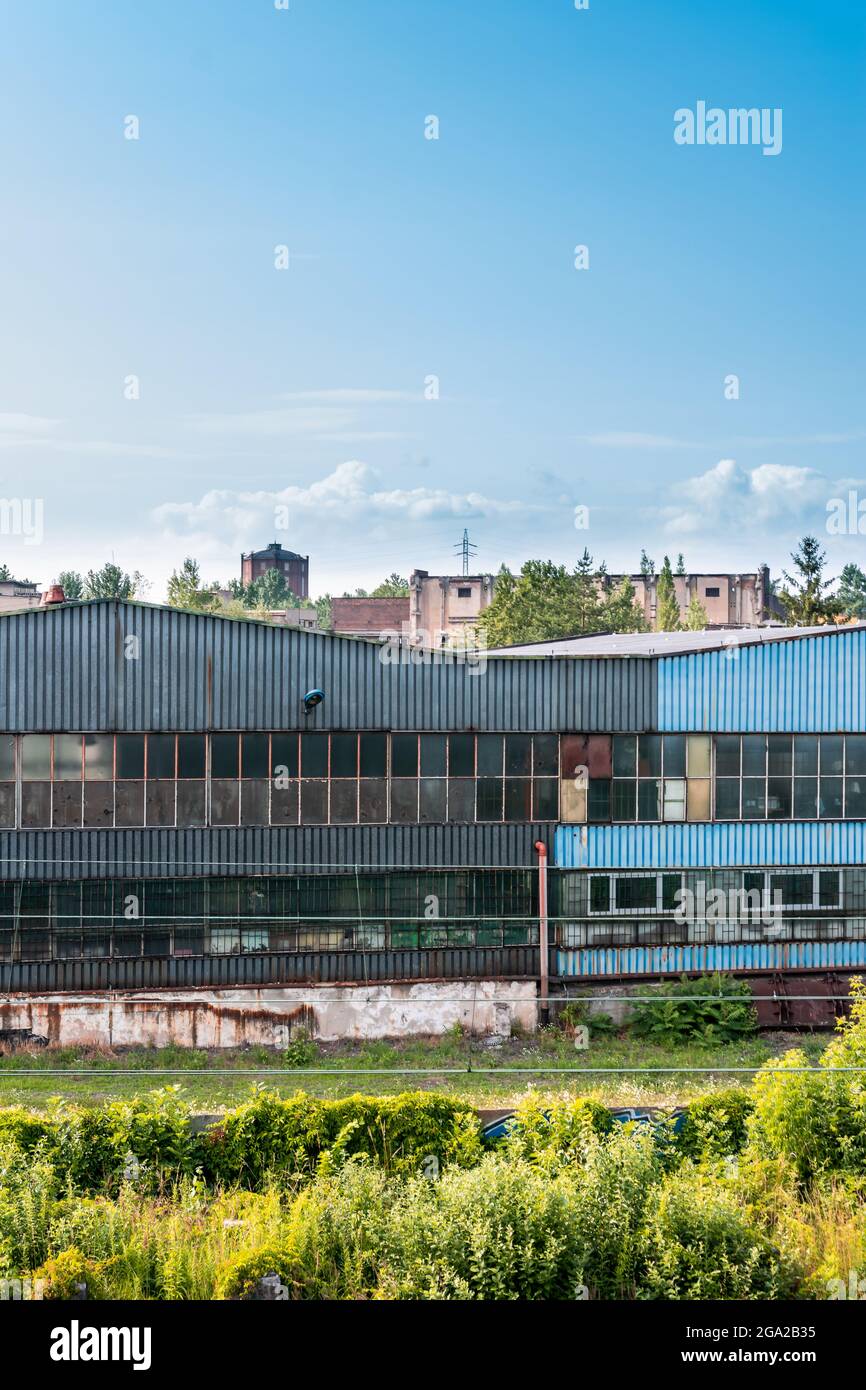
[
  {"left": 704, "top": 586, "right": 720, "bottom": 598},
  {"left": 457, "top": 587, "right": 471, "bottom": 598},
  {"left": 615, "top": 876, "right": 656, "bottom": 911}
]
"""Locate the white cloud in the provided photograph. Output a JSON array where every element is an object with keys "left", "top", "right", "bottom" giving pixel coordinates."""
[
  {"left": 656, "top": 458, "right": 839, "bottom": 534},
  {"left": 152, "top": 459, "right": 533, "bottom": 545}
]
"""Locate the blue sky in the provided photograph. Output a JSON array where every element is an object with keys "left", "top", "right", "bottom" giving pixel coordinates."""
[{"left": 0, "top": 0, "right": 863, "bottom": 598}]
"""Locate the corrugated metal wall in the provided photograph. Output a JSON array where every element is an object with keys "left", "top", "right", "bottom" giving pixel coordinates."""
[
  {"left": 557, "top": 940, "right": 866, "bottom": 977},
  {"left": 0, "top": 946, "right": 539, "bottom": 992},
  {"left": 0, "top": 602, "right": 655, "bottom": 732},
  {"left": 0, "top": 824, "right": 552, "bottom": 880},
  {"left": 658, "top": 629, "right": 866, "bottom": 731},
  {"left": 554, "top": 821, "right": 866, "bottom": 869}
]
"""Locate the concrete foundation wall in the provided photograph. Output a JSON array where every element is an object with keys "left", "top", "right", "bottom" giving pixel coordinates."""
[{"left": 0, "top": 980, "right": 539, "bottom": 1048}]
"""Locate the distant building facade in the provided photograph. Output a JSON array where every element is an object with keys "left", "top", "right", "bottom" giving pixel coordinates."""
[
  {"left": 241, "top": 542, "right": 309, "bottom": 599},
  {"left": 606, "top": 565, "right": 782, "bottom": 628},
  {"left": 331, "top": 596, "right": 410, "bottom": 638},
  {"left": 409, "top": 570, "right": 495, "bottom": 647},
  {"left": 0, "top": 579, "right": 41, "bottom": 613}
]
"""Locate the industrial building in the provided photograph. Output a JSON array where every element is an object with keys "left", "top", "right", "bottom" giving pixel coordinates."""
[{"left": 0, "top": 599, "right": 864, "bottom": 1041}]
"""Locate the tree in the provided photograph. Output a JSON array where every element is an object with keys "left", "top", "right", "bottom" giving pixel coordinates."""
[
  {"left": 640, "top": 549, "right": 655, "bottom": 577},
  {"left": 683, "top": 593, "right": 709, "bottom": 630},
  {"left": 836, "top": 563, "right": 866, "bottom": 620},
  {"left": 0, "top": 564, "right": 11, "bottom": 581},
  {"left": 675, "top": 553, "right": 686, "bottom": 576},
  {"left": 242, "top": 569, "right": 299, "bottom": 610},
  {"left": 371, "top": 573, "right": 410, "bottom": 597},
  {"left": 166, "top": 557, "right": 221, "bottom": 613},
  {"left": 603, "top": 576, "right": 649, "bottom": 633},
  {"left": 655, "top": 555, "right": 681, "bottom": 631},
  {"left": 780, "top": 536, "right": 840, "bottom": 626},
  {"left": 56, "top": 570, "right": 84, "bottom": 599},
  {"left": 313, "top": 594, "right": 332, "bottom": 630},
  {"left": 82, "top": 564, "right": 147, "bottom": 600},
  {"left": 476, "top": 557, "right": 607, "bottom": 647},
  {"left": 573, "top": 549, "right": 606, "bottom": 633}
]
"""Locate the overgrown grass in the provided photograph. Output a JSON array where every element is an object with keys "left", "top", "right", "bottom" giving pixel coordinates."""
[{"left": 0, "top": 1032, "right": 825, "bottom": 1110}]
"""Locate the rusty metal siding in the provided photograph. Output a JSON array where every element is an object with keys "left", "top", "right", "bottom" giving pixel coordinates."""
[
  {"left": 0, "top": 824, "right": 552, "bottom": 880},
  {"left": 556, "top": 940, "right": 866, "bottom": 977},
  {"left": 554, "top": 821, "right": 866, "bottom": 869},
  {"left": 658, "top": 628, "right": 866, "bottom": 732},
  {"left": 0, "top": 601, "right": 656, "bottom": 732},
  {"left": 0, "top": 946, "right": 539, "bottom": 993}
]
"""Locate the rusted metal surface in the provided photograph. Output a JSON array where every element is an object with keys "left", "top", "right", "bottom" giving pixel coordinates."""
[{"left": 745, "top": 972, "right": 853, "bottom": 1029}]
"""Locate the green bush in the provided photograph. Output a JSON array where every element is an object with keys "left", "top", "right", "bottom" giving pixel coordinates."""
[
  {"left": 0, "top": 1143, "right": 59, "bottom": 1272},
  {"left": 630, "top": 973, "right": 758, "bottom": 1045},
  {"left": 53, "top": 1088, "right": 195, "bottom": 1194},
  {"left": 31, "top": 1246, "right": 104, "bottom": 1300},
  {"left": 677, "top": 1089, "right": 756, "bottom": 1162},
  {"left": 0, "top": 1107, "right": 58, "bottom": 1158},
  {"left": 638, "top": 1167, "right": 797, "bottom": 1299},
  {"left": 748, "top": 1049, "right": 866, "bottom": 1183},
  {"left": 502, "top": 1095, "right": 613, "bottom": 1171},
  {"left": 199, "top": 1090, "right": 481, "bottom": 1187}
]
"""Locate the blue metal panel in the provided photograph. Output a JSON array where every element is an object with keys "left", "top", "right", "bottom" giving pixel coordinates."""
[
  {"left": 558, "top": 940, "right": 866, "bottom": 977},
  {"left": 554, "top": 821, "right": 866, "bottom": 869},
  {"left": 658, "top": 629, "right": 866, "bottom": 732}
]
